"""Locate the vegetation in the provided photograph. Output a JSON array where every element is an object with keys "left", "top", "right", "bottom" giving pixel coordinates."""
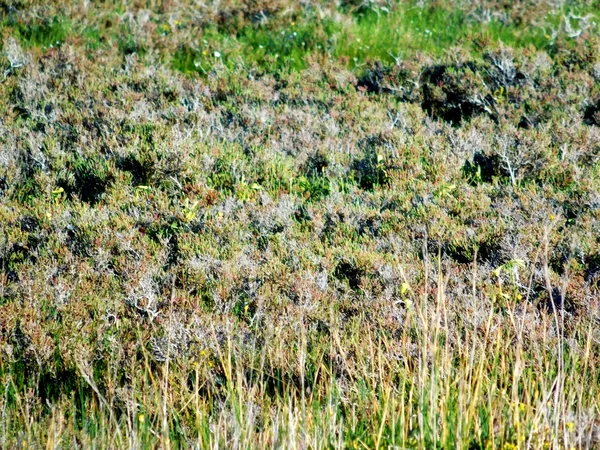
[{"left": 1, "top": 0, "right": 600, "bottom": 448}]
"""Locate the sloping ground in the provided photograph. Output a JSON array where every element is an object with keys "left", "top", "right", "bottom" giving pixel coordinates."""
[{"left": 1, "top": 1, "right": 600, "bottom": 448}]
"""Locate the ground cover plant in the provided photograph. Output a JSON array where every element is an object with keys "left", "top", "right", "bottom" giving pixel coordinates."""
[{"left": 1, "top": 0, "right": 600, "bottom": 448}]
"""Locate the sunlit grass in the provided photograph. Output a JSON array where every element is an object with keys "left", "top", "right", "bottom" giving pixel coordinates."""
[
  {"left": 335, "top": 6, "right": 557, "bottom": 66},
  {"left": 2, "top": 2, "right": 597, "bottom": 75},
  {"left": 1, "top": 266, "right": 597, "bottom": 448}
]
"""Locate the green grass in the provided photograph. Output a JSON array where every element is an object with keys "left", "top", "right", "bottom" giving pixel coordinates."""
[
  {"left": 168, "top": 5, "right": 555, "bottom": 75},
  {"left": 4, "top": 16, "right": 70, "bottom": 48},
  {"left": 172, "top": 17, "right": 339, "bottom": 75},
  {"left": 2, "top": 3, "right": 597, "bottom": 75},
  {"left": 334, "top": 5, "right": 568, "bottom": 66},
  {"left": 2, "top": 294, "right": 597, "bottom": 448},
  {"left": 167, "top": 3, "right": 599, "bottom": 75}
]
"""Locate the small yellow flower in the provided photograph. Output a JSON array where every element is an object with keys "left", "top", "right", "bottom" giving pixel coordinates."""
[
  {"left": 400, "top": 282, "right": 411, "bottom": 296},
  {"left": 291, "top": 21, "right": 296, "bottom": 27},
  {"left": 566, "top": 421, "right": 575, "bottom": 432},
  {"left": 138, "top": 414, "right": 145, "bottom": 424}
]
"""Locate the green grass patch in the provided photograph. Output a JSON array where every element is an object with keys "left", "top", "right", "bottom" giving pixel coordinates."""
[
  {"left": 4, "top": 16, "right": 70, "bottom": 48},
  {"left": 172, "top": 18, "right": 339, "bottom": 75},
  {"left": 333, "top": 6, "right": 554, "bottom": 66}
]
